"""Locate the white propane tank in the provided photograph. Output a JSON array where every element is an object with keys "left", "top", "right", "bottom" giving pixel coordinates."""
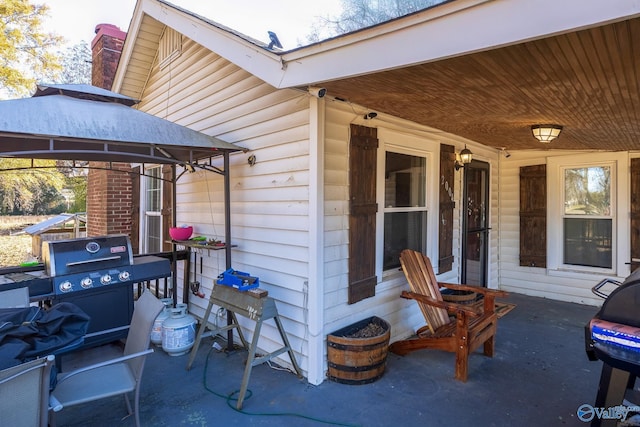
[
  {"left": 161, "top": 305, "right": 196, "bottom": 356},
  {"left": 150, "top": 298, "right": 173, "bottom": 346}
]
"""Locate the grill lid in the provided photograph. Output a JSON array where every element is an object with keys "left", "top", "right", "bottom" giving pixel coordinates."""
[
  {"left": 42, "top": 235, "right": 134, "bottom": 277},
  {"left": 594, "top": 268, "right": 640, "bottom": 327}
]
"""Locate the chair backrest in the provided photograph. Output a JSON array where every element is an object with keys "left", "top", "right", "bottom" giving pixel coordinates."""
[
  {"left": 0, "top": 287, "right": 30, "bottom": 308},
  {"left": 0, "top": 354, "right": 54, "bottom": 427},
  {"left": 124, "top": 290, "right": 164, "bottom": 376},
  {"left": 399, "top": 249, "right": 451, "bottom": 333}
]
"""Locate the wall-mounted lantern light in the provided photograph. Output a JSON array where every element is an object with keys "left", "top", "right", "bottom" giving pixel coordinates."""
[{"left": 455, "top": 146, "right": 473, "bottom": 170}]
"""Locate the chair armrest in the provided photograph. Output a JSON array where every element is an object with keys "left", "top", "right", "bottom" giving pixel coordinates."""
[
  {"left": 401, "top": 291, "right": 481, "bottom": 317},
  {"left": 439, "top": 282, "right": 509, "bottom": 298},
  {"left": 55, "top": 349, "right": 154, "bottom": 386},
  {"left": 49, "top": 394, "right": 63, "bottom": 412}
]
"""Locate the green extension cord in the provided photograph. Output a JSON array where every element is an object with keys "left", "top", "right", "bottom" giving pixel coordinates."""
[{"left": 202, "top": 347, "right": 361, "bottom": 426}]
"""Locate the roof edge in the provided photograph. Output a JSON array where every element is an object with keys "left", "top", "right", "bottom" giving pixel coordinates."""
[
  {"left": 276, "top": 0, "right": 640, "bottom": 87},
  {"left": 113, "top": 0, "right": 286, "bottom": 94},
  {"left": 115, "top": 0, "right": 640, "bottom": 92}
]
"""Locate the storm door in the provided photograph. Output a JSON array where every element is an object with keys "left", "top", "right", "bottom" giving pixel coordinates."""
[{"left": 462, "top": 160, "right": 490, "bottom": 286}]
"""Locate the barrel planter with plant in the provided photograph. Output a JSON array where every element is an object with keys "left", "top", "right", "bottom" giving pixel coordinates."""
[{"left": 327, "top": 316, "right": 391, "bottom": 384}]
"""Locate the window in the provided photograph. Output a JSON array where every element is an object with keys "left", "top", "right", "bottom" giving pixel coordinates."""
[
  {"left": 547, "top": 152, "right": 628, "bottom": 275},
  {"left": 563, "top": 166, "right": 612, "bottom": 268},
  {"left": 144, "top": 167, "right": 162, "bottom": 253},
  {"left": 383, "top": 151, "right": 427, "bottom": 270}
]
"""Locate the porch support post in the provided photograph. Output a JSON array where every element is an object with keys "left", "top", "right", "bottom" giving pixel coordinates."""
[{"left": 307, "top": 95, "right": 325, "bottom": 385}]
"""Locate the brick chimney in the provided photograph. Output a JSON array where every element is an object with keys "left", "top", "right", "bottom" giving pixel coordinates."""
[
  {"left": 86, "top": 162, "right": 133, "bottom": 237},
  {"left": 91, "top": 23, "right": 127, "bottom": 90},
  {"left": 88, "top": 24, "right": 134, "bottom": 241}
]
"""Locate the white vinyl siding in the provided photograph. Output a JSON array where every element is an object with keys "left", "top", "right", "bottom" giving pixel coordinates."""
[{"left": 136, "top": 36, "right": 312, "bottom": 375}]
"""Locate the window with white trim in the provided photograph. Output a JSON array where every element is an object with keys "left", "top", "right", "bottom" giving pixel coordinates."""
[
  {"left": 547, "top": 152, "right": 628, "bottom": 275},
  {"left": 383, "top": 150, "right": 427, "bottom": 270},
  {"left": 144, "top": 166, "right": 162, "bottom": 253},
  {"left": 562, "top": 165, "right": 612, "bottom": 268}
]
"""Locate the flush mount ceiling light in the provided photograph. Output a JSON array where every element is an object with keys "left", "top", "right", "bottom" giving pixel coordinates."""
[
  {"left": 455, "top": 146, "right": 473, "bottom": 170},
  {"left": 531, "top": 124, "right": 563, "bottom": 143}
]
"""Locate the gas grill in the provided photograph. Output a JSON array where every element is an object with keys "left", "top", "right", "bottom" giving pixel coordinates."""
[
  {"left": 0, "top": 235, "right": 171, "bottom": 351},
  {"left": 585, "top": 269, "right": 640, "bottom": 426},
  {"left": 43, "top": 234, "right": 135, "bottom": 295}
]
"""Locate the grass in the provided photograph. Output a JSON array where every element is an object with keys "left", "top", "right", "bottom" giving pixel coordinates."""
[
  {"left": 0, "top": 215, "right": 52, "bottom": 267},
  {"left": 0, "top": 215, "right": 52, "bottom": 234}
]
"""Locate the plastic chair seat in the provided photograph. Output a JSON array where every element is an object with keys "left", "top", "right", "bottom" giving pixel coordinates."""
[
  {"left": 53, "top": 362, "right": 136, "bottom": 407},
  {"left": 47, "top": 291, "right": 164, "bottom": 427}
]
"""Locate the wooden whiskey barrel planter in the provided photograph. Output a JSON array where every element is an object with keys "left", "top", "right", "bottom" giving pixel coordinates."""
[
  {"left": 441, "top": 289, "right": 477, "bottom": 304},
  {"left": 327, "top": 316, "right": 391, "bottom": 385}
]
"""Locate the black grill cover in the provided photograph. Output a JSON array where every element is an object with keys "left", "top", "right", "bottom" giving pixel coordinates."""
[
  {"left": 0, "top": 303, "right": 90, "bottom": 370},
  {"left": 595, "top": 268, "right": 640, "bottom": 327}
]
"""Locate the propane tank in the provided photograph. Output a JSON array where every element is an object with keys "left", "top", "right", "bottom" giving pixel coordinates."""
[
  {"left": 150, "top": 298, "right": 173, "bottom": 346},
  {"left": 161, "top": 305, "right": 196, "bottom": 356}
]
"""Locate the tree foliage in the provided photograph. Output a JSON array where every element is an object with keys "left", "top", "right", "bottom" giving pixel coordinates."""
[
  {"left": 307, "top": 0, "right": 445, "bottom": 43},
  {"left": 55, "top": 42, "right": 91, "bottom": 84},
  {"left": 65, "top": 175, "right": 87, "bottom": 213},
  {"left": 0, "top": 0, "right": 62, "bottom": 98},
  {"left": 0, "top": 158, "right": 68, "bottom": 215}
]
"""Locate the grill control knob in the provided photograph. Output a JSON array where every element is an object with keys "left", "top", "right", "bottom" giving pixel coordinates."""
[
  {"left": 119, "top": 271, "right": 130, "bottom": 281},
  {"left": 101, "top": 274, "right": 112, "bottom": 285},
  {"left": 81, "top": 277, "right": 93, "bottom": 289},
  {"left": 59, "top": 281, "right": 73, "bottom": 293}
]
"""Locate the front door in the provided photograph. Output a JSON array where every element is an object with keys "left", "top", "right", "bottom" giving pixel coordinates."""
[{"left": 462, "top": 160, "right": 490, "bottom": 286}]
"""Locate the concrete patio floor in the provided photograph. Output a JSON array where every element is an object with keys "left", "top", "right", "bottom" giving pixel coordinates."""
[{"left": 53, "top": 292, "right": 612, "bottom": 427}]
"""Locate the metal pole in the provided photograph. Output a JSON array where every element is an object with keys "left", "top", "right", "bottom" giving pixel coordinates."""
[
  {"left": 224, "top": 151, "right": 232, "bottom": 269},
  {"left": 171, "top": 164, "right": 179, "bottom": 307},
  {"left": 224, "top": 151, "right": 234, "bottom": 350}
]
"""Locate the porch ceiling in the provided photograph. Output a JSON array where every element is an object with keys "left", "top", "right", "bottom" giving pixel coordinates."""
[{"left": 321, "top": 17, "right": 640, "bottom": 152}]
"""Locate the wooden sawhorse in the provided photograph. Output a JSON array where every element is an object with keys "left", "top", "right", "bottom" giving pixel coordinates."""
[{"left": 186, "top": 284, "right": 302, "bottom": 409}]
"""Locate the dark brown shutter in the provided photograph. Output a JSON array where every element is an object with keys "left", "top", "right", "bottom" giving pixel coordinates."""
[
  {"left": 519, "top": 164, "right": 546, "bottom": 267},
  {"left": 348, "top": 124, "right": 378, "bottom": 304},
  {"left": 161, "top": 164, "right": 174, "bottom": 252},
  {"left": 631, "top": 158, "right": 640, "bottom": 272},
  {"left": 130, "top": 166, "right": 140, "bottom": 254},
  {"left": 438, "top": 144, "right": 455, "bottom": 273}
]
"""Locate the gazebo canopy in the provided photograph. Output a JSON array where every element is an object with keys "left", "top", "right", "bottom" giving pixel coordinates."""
[{"left": 0, "top": 84, "right": 242, "bottom": 168}]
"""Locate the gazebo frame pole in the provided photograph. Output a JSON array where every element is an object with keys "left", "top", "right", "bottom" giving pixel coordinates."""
[
  {"left": 224, "top": 151, "right": 232, "bottom": 270},
  {"left": 223, "top": 151, "right": 235, "bottom": 350},
  {"left": 171, "top": 163, "right": 179, "bottom": 307}
]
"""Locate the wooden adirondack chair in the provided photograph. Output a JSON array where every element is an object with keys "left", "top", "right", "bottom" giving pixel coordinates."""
[{"left": 389, "top": 249, "right": 508, "bottom": 381}]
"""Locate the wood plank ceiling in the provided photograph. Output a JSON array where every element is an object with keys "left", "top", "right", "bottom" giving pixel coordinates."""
[{"left": 321, "top": 17, "right": 640, "bottom": 152}]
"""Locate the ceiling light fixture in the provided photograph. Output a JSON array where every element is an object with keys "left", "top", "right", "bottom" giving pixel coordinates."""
[
  {"left": 455, "top": 146, "right": 473, "bottom": 170},
  {"left": 531, "top": 124, "right": 563, "bottom": 143}
]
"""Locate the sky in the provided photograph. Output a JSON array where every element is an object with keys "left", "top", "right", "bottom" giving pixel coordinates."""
[{"left": 42, "top": 0, "right": 343, "bottom": 49}]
